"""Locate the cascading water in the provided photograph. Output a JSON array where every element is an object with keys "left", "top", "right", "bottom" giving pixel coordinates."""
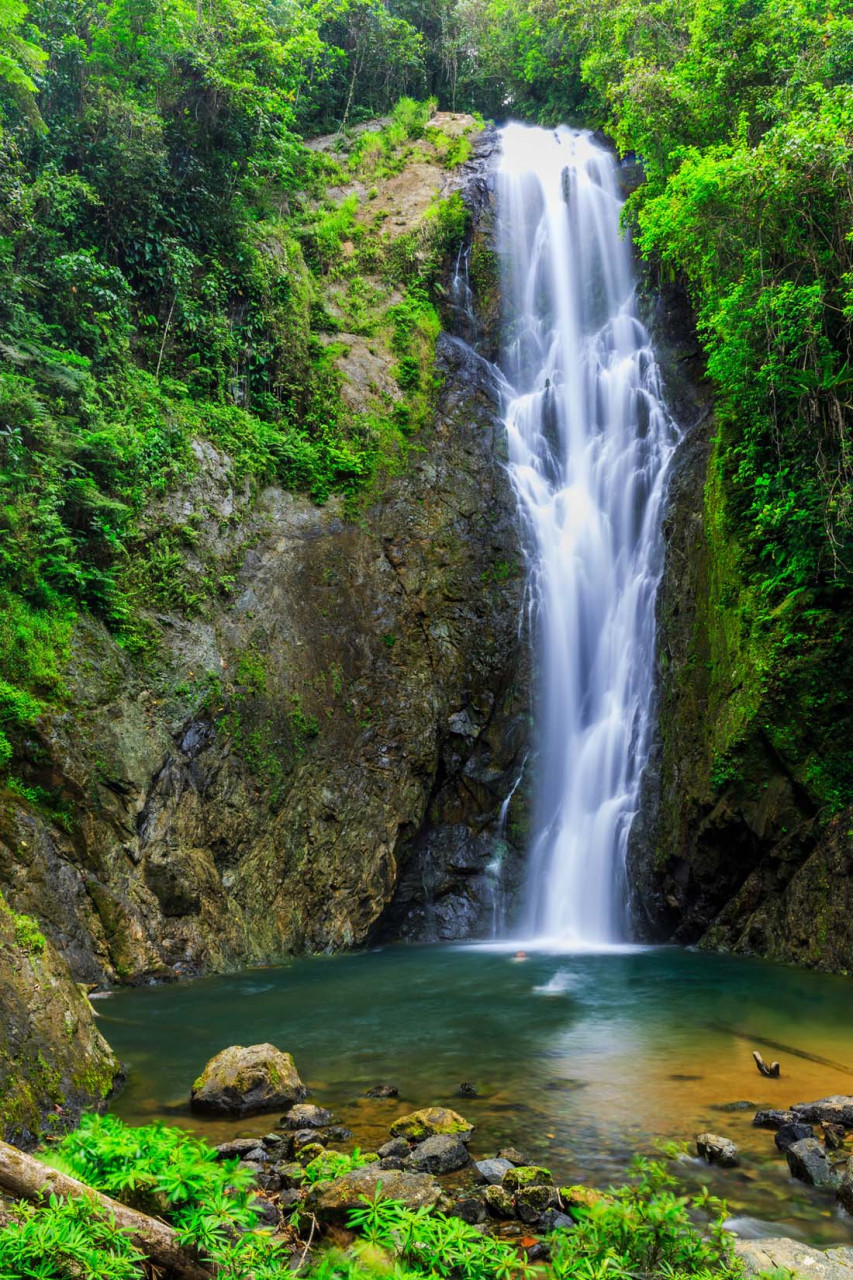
[{"left": 496, "top": 123, "right": 677, "bottom": 947}]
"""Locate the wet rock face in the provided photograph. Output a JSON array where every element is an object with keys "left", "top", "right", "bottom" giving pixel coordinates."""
[
  {"left": 626, "top": 279, "right": 853, "bottom": 973},
  {"left": 0, "top": 907, "right": 120, "bottom": 1146},
  {"left": 0, "top": 134, "right": 528, "bottom": 983}
]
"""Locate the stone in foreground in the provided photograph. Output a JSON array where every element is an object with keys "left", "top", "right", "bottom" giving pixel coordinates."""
[
  {"left": 190, "top": 1043, "right": 306, "bottom": 1116},
  {"left": 305, "top": 1166, "right": 440, "bottom": 1222},
  {"left": 696, "top": 1133, "right": 739, "bottom": 1167},
  {"left": 737, "top": 1238, "right": 853, "bottom": 1280},
  {"left": 406, "top": 1133, "right": 470, "bottom": 1174},
  {"left": 390, "top": 1106, "right": 472, "bottom": 1143},
  {"left": 786, "top": 1138, "right": 839, "bottom": 1189}
]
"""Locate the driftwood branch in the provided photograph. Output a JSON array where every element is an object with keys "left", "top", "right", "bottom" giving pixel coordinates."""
[
  {"left": 0, "top": 1139, "right": 212, "bottom": 1280},
  {"left": 753, "top": 1050, "right": 781, "bottom": 1078}
]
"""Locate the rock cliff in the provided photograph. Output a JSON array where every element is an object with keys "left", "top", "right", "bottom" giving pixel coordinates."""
[{"left": 0, "top": 126, "right": 526, "bottom": 990}]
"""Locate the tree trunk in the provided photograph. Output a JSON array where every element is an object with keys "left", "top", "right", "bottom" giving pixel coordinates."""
[{"left": 0, "top": 1140, "right": 212, "bottom": 1280}]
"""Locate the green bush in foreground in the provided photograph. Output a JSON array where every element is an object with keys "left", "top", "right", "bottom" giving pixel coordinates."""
[{"left": 0, "top": 1114, "right": 752, "bottom": 1280}]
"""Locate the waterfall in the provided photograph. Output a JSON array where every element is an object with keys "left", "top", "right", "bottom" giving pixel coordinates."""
[{"left": 496, "top": 123, "right": 677, "bottom": 947}]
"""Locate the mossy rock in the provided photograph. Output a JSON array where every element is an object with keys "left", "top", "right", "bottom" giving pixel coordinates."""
[
  {"left": 0, "top": 905, "right": 120, "bottom": 1145},
  {"left": 390, "top": 1106, "right": 472, "bottom": 1143},
  {"left": 190, "top": 1043, "right": 307, "bottom": 1116},
  {"left": 502, "top": 1164, "right": 553, "bottom": 1190},
  {"left": 295, "top": 1142, "right": 327, "bottom": 1166},
  {"left": 559, "top": 1184, "right": 615, "bottom": 1213},
  {"left": 482, "top": 1184, "right": 515, "bottom": 1218},
  {"left": 516, "top": 1183, "right": 558, "bottom": 1222},
  {"left": 305, "top": 1165, "right": 441, "bottom": 1223}
]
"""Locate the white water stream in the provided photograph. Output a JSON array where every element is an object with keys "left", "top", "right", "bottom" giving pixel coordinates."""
[{"left": 496, "top": 124, "right": 677, "bottom": 947}]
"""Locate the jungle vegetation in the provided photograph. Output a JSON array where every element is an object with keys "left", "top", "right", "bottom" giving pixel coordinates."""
[{"left": 1, "top": 0, "right": 851, "bottom": 796}]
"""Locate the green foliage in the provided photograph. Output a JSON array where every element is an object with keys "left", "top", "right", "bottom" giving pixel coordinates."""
[
  {"left": 0, "top": 1194, "right": 145, "bottom": 1280},
  {"left": 347, "top": 1196, "right": 534, "bottom": 1280},
  {"left": 0, "top": 1119, "right": 754, "bottom": 1280},
  {"left": 303, "top": 1147, "right": 377, "bottom": 1184},
  {"left": 0, "top": 889, "right": 46, "bottom": 955},
  {"left": 550, "top": 1157, "right": 738, "bottom": 1280}
]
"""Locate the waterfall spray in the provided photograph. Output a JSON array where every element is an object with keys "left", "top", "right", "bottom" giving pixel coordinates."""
[{"left": 496, "top": 124, "right": 677, "bottom": 947}]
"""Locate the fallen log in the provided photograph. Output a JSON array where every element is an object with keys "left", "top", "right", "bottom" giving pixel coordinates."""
[
  {"left": 0, "top": 1139, "right": 212, "bottom": 1280},
  {"left": 753, "top": 1051, "right": 781, "bottom": 1079}
]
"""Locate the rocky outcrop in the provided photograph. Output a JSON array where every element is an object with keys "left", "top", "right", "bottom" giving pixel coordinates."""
[
  {"left": 0, "top": 128, "right": 525, "bottom": 984},
  {"left": 0, "top": 898, "right": 120, "bottom": 1145}
]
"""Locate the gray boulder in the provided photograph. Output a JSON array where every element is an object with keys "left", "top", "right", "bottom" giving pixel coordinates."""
[
  {"left": 696, "top": 1133, "right": 739, "bottom": 1168},
  {"left": 190, "top": 1043, "right": 306, "bottom": 1116},
  {"left": 786, "top": 1138, "right": 839, "bottom": 1189},
  {"left": 475, "top": 1158, "right": 513, "bottom": 1185},
  {"left": 406, "top": 1133, "right": 470, "bottom": 1175}
]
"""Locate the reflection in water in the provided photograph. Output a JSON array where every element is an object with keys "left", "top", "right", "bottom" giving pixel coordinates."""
[{"left": 101, "top": 946, "right": 853, "bottom": 1245}]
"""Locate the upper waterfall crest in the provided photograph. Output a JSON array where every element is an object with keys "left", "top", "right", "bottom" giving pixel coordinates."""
[{"left": 495, "top": 123, "right": 677, "bottom": 948}]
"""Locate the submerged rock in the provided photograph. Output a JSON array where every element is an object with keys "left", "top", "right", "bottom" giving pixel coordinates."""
[
  {"left": 696, "top": 1133, "right": 739, "bottom": 1168},
  {"left": 390, "top": 1106, "right": 472, "bottom": 1142},
  {"left": 406, "top": 1133, "right": 470, "bottom": 1174},
  {"left": 281, "top": 1103, "right": 332, "bottom": 1129},
  {"left": 306, "top": 1166, "right": 440, "bottom": 1222},
  {"left": 191, "top": 1044, "right": 306, "bottom": 1116},
  {"left": 786, "top": 1138, "right": 839, "bottom": 1189},
  {"left": 753, "top": 1109, "right": 794, "bottom": 1129},
  {"left": 366, "top": 1084, "right": 399, "bottom": 1099}
]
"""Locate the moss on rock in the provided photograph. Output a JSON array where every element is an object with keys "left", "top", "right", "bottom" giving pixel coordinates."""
[
  {"left": 390, "top": 1106, "right": 472, "bottom": 1142},
  {"left": 0, "top": 904, "right": 120, "bottom": 1146}
]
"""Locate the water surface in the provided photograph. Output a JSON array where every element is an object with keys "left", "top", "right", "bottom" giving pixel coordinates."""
[{"left": 100, "top": 945, "right": 853, "bottom": 1244}]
